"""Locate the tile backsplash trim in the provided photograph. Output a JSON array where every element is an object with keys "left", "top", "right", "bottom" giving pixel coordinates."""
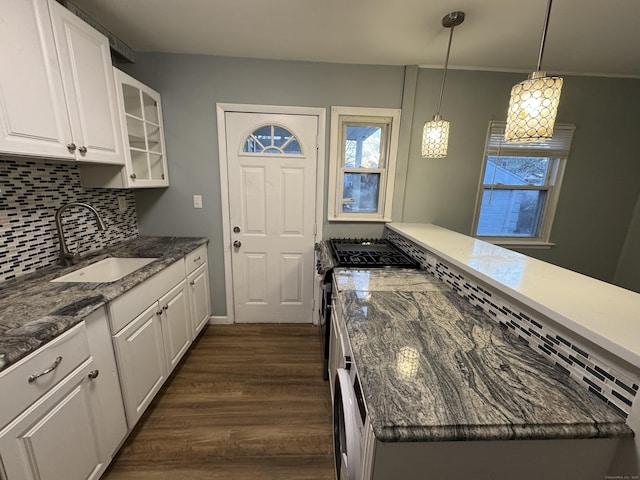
[
  {"left": 0, "top": 159, "right": 138, "bottom": 282},
  {"left": 388, "top": 231, "right": 639, "bottom": 419}
]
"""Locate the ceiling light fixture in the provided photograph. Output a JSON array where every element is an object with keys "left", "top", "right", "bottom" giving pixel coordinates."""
[
  {"left": 422, "top": 11, "right": 465, "bottom": 159},
  {"left": 505, "top": 0, "right": 562, "bottom": 143}
]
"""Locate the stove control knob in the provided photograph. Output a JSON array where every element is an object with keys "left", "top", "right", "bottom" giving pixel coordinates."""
[{"left": 233, "top": 240, "right": 241, "bottom": 249}]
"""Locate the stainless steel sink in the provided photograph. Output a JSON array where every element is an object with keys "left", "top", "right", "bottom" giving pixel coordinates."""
[{"left": 50, "top": 257, "right": 157, "bottom": 283}]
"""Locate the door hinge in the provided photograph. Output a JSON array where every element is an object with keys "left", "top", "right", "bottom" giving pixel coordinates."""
[
  {"left": 315, "top": 135, "right": 319, "bottom": 150},
  {"left": 314, "top": 223, "right": 317, "bottom": 235}
]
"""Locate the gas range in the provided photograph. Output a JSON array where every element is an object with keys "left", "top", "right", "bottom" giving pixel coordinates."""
[{"left": 328, "top": 238, "right": 419, "bottom": 269}]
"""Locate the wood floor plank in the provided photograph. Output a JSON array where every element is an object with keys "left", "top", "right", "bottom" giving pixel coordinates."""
[{"left": 102, "top": 324, "right": 334, "bottom": 480}]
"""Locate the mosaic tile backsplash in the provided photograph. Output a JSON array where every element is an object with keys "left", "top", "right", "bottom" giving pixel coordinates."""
[
  {"left": 388, "top": 231, "right": 639, "bottom": 419},
  {"left": 0, "top": 159, "right": 138, "bottom": 282}
]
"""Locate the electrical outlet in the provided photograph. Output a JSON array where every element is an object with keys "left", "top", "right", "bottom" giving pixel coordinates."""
[
  {"left": 193, "top": 194, "right": 203, "bottom": 209},
  {"left": 118, "top": 197, "right": 127, "bottom": 213}
]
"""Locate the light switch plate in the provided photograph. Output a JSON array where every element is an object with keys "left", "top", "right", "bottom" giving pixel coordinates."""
[{"left": 193, "top": 194, "right": 203, "bottom": 209}]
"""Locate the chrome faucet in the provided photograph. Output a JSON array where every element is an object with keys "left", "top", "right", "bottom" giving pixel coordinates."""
[{"left": 55, "top": 202, "right": 107, "bottom": 266}]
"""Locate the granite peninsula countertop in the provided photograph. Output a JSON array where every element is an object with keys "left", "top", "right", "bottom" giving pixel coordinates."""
[
  {"left": 0, "top": 236, "right": 207, "bottom": 372},
  {"left": 333, "top": 268, "right": 634, "bottom": 443}
]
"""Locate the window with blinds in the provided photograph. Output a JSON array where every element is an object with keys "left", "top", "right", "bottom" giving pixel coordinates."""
[{"left": 472, "top": 121, "right": 575, "bottom": 245}]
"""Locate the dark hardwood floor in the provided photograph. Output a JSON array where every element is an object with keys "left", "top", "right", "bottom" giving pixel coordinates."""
[{"left": 102, "top": 324, "right": 334, "bottom": 479}]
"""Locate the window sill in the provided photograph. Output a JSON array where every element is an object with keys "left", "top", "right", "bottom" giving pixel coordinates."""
[
  {"left": 328, "top": 216, "right": 391, "bottom": 223},
  {"left": 480, "top": 239, "right": 555, "bottom": 250}
]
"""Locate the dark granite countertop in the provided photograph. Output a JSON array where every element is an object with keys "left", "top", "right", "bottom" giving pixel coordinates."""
[
  {"left": 0, "top": 236, "right": 207, "bottom": 372},
  {"left": 333, "top": 268, "right": 633, "bottom": 443}
]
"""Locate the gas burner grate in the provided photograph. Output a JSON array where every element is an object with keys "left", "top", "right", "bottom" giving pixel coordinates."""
[{"left": 328, "top": 238, "right": 419, "bottom": 268}]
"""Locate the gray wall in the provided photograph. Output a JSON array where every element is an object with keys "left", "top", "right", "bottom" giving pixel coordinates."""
[
  {"left": 403, "top": 68, "right": 640, "bottom": 286},
  {"left": 119, "top": 54, "right": 640, "bottom": 315},
  {"left": 615, "top": 192, "right": 640, "bottom": 292},
  {"left": 119, "top": 54, "right": 405, "bottom": 316}
]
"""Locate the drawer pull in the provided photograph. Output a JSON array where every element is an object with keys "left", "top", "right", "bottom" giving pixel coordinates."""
[
  {"left": 28, "top": 356, "right": 62, "bottom": 383},
  {"left": 193, "top": 256, "right": 201, "bottom": 262}
]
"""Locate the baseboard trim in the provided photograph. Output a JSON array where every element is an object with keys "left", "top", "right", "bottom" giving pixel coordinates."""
[{"left": 209, "top": 315, "right": 232, "bottom": 325}]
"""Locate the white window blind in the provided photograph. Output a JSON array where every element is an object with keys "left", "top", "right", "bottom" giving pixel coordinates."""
[{"left": 487, "top": 122, "right": 576, "bottom": 158}]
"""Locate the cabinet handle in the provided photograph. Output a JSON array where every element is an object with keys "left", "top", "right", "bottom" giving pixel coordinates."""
[
  {"left": 78, "top": 146, "right": 87, "bottom": 154},
  {"left": 193, "top": 256, "right": 201, "bottom": 262},
  {"left": 162, "top": 304, "right": 169, "bottom": 311},
  {"left": 189, "top": 280, "right": 195, "bottom": 285},
  {"left": 88, "top": 370, "right": 99, "bottom": 380},
  {"left": 67, "top": 143, "right": 77, "bottom": 152},
  {"left": 28, "top": 356, "right": 62, "bottom": 383},
  {"left": 156, "top": 309, "right": 163, "bottom": 316},
  {"left": 130, "top": 173, "right": 137, "bottom": 179}
]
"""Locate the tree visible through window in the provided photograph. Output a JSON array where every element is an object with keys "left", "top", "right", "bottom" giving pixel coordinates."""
[{"left": 473, "top": 122, "right": 575, "bottom": 244}]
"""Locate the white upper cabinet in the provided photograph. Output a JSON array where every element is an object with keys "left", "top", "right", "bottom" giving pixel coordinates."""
[
  {"left": 0, "top": 0, "right": 123, "bottom": 164},
  {"left": 48, "top": 0, "right": 123, "bottom": 164},
  {"left": 80, "top": 68, "right": 169, "bottom": 188}
]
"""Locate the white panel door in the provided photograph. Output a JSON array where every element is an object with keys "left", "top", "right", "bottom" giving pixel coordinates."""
[{"left": 225, "top": 112, "right": 318, "bottom": 323}]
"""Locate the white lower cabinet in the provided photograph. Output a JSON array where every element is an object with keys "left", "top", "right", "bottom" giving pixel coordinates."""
[
  {"left": 160, "top": 281, "right": 191, "bottom": 372},
  {"left": 0, "top": 245, "right": 210, "bottom": 479},
  {"left": 113, "top": 303, "right": 168, "bottom": 428},
  {"left": 0, "top": 358, "right": 105, "bottom": 480},
  {"left": 0, "top": 313, "right": 127, "bottom": 480},
  {"left": 110, "top": 247, "right": 209, "bottom": 429},
  {"left": 188, "top": 263, "right": 211, "bottom": 339},
  {"left": 111, "top": 279, "right": 192, "bottom": 428}
]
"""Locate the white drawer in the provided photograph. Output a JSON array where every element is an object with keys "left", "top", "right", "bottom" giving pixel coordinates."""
[
  {"left": 108, "top": 259, "right": 185, "bottom": 334},
  {"left": 0, "top": 323, "right": 90, "bottom": 429},
  {"left": 185, "top": 244, "right": 207, "bottom": 276}
]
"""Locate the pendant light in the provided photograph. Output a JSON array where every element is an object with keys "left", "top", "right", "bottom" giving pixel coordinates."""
[
  {"left": 422, "top": 11, "right": 465, "bottom": 158},
  {"left": 505, "top": 0, "right": 562, "bottom": 143}
]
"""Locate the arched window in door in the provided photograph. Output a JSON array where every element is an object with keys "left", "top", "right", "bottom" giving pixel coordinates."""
[{"left": 243, "top": 125, "right": 302, "bottom": 155}]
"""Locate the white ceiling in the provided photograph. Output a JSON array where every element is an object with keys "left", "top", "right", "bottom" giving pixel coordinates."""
[{"left": 69, "top": 0, "right": 640, "bottom": 77}]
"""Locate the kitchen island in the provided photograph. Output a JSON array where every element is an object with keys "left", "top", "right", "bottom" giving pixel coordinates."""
[{"left": 332, "top": 267, "right": 633, "bottom": 479}]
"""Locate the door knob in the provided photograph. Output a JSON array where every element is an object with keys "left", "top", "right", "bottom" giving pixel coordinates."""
[
  {"left": 233, "top": 226, "right": 241, "bottom": 233},
  {"left": 233, "top": 240, "right": 241, "bottom": 248}
]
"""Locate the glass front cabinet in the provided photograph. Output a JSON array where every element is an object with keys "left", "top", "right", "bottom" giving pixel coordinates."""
[{"left": 80, "top": 68, "right": 169, "bottom": 188}]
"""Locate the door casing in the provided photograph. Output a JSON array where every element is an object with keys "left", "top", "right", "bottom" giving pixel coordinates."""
[{"left": 216, "top": 103, "right": 326, "bottom": 324}]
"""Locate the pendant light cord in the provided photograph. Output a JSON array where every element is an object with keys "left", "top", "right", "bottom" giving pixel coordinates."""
[
  {"left": 535, "top": 0, "right": 553, "bottom": 72},
  {"left": 436, "top": 23, "right": 456, "bottom": 116}
]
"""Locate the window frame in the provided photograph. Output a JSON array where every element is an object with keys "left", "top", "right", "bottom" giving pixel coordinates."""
[
  {"left": 327, "top": 106, "right": 401, "bottom": 222},
  {"left": 471, "top": 121, "right": 575, "bottom": 248}
]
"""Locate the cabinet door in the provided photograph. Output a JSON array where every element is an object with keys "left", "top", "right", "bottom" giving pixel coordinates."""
[
  {"left": 0, "top": 0, "right": 74, "bottom": 159},
  {"left": 0, "top": 359, "right": 105, "bottom": 480},
  {"left": 84, "top": 308, "right": 127, "bottom": 459},
  {"left": 159, "top": 281, "right": 191, "bottom": 373},
  {"left": 113, "top": 303, "right": 167, "bottom": 428},
  {"left": 48, "top": 0, "right": 123, "bottom": 165},
  {"left": 116, "top": 68, "right": 169, "bottom": 187},
  {"left": 188, "top": 263, "right": 212, "bottom": 340}
]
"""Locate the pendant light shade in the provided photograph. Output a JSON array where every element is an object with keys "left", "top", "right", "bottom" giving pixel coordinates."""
[
  {"left": 422, "top": 11, "right": 464, "bottom": 158},
  {"left": 422, "top": 115, "right": 449, "bottom": 158},
  {"left": 505, "top": 0, "right": 562, "bottom": 143}
]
